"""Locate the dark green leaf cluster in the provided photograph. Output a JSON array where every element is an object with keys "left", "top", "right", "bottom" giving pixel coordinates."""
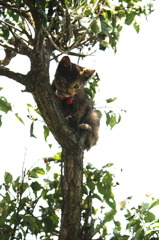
[
  {"left": 111, "top": 198, "right": 159, "bottom": 240},
  {"left": 125, "top": 199, "right": 159, "bottom": 240},
  {"left": 1, "top": 159, "right": 159, "bottom": 239},
  {"left": 0, "top": 162, "right": 61, "bottom": 240},
  {"left": 85, "top": 73, "right": 100, "bottom": 101},
  {"left": 82, "top": 163, "right": 117, "bottom": 238},
  {"left": 0, "top": 0, "right": 154, "bottom": 55},
  {"left": 0, "top": 159, "right": 117, "bottom": 239}
]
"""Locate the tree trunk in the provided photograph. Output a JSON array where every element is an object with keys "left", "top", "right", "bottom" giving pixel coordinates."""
[
  {"left": 30, "top": 76, "right": 86, "bottom": 240},
  {"left": 59, "top": 147, "right": 84, "bottom": 240}
]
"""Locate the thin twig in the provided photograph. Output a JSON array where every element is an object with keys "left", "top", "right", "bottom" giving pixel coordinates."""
[
  {"left": 0, "top": 19, "right": 23, "bottom": 34},
  {"left": 90, "top": 219, "right": 107, "bottom": 239},
  {"left": 0, "top": 41, "right": 16, "bottom": 52},
  {"left": 44, "top": 28, "right": 69, "bottom": 54}
]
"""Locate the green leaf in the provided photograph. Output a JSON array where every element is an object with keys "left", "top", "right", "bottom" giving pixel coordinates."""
[
  {"left": 0, "top": 210, "right": 8, "bottom": 226},
  {"left": 117, "top": 10, "right": 126, "bottom": 19},
  {"left": 30, "top": 167, "right": 45, "bottom": 176},
  {"left": 83, "top": 185, "right": 88, "bottom": 195},
  {"left": 105, "top": 111, "right": 121, "bottom": 129},
  {"left": 4, "top": 172, "right": 13, "bottom": 185},
  {"left": 31, "top": 181, "right": 42, "bottom": 192},
  {"left": 114, "top": 221, "right": 121, "bottom": 231},
  {"left": 43, "top": 215, "right": 57, "bottom": 232},
  {"left": 8, "top": 10, "right": 19, "bottom": 22},
  {"left": 12, "top": 181, "right": 29, "bottom": 194},
  {"left": 100, "top": 16, "right": 111, "bottom": 35},
  {"left": 102, "top": 163, "right": 114, "bottom": 168},
  {"left": 84, "top": 9, "right": 92, "bottom": 17},
  {"left": 92, "top": 193, "right": 102, "bottom": 202},
  {"left": 22, "top": 214, "right": 37, "bottom": 229},
  {"left": 140, "top": 202, "right": 149, "bottom": 213},
  {"left": 85, "top": 88, "right": 94, "bottom": 100},
  {"left": 0, "top": 97, "right": 12, "bottom": 113},
  {"left": 87, "top": 181, "right": 95, "bottom": 192},
  {"left": 105, "top": 111, "right": 117, "bottom": 129},
  {"left": 148, "top": 199, "right": 159, "bottom": 210},
  {"left": 30, "top": 121, "right": 37, "bottom": 138},
  {"left": 90, "top": 19, "right": 101, "bottom": 34},
  {"left": 0, "top": 27, "right": 10, "bottom": 40},
  {"left": 35, "top": 167, "right": 45, "bottom": 175},
  {"left": 105, "top": 209, "right": 116, "bottom": 222},
  {"left": 134, "top": 228, "right": 144, "bottom": 239},
  {"left": 133, "top": 21, "right": 140, "bottom": 33},
  {"left": 144, "top": 212, "right": 155, "bottom": 223},
  {"left": 53, "top": 152, "right": 61, "bottom": 161},
  {"left": 15, "top": 113, "right": 25, "bottom": 125},
  {"left": 106, "top": 197, "right": 116, "bottom": 211},
  {"left": 106, "top": 97, "right": 117, "bottom": 103},
  {"left": 125, "top": 12, "right": 136, "bottom": 25},
  {"left": 97, "top": 182, "right": 106, "bottom": 195},
  {"left": 43, "top": 125, "right": 50, "bottom": 141}
]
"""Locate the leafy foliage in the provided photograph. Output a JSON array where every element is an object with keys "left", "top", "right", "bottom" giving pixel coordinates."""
[
  {"left": 1, "top": 159, "right": 159, "bottom": 240},
  {"left": 0, "top": 161, "right": 61, "bottom": 240},
  {"left": 0, "top": 0, "right": 153, "bottom": 58},
  {"left": 113, "top": 197, "right": 159, "bottom": 240}
]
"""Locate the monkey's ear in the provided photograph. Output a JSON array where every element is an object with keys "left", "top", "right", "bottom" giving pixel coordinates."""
[
  {"left": 82, "top": 68, "right": 95, "bottom": 81},
  {"left": 60, "top": 56, "right": 71, "bottom": 67}
]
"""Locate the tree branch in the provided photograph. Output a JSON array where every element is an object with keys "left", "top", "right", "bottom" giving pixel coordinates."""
[
  {"left": 44, "top": 28, "right": 69, "bottom": 54},
  {"left": 0, "top": 1, "right": 26, "bottom": 17},
  {"left": 0, "top": 49, "right": 16, "bottom": 66},
  {"left": 0, "top": 37, "right": 32, "bottom": 57},
  {"left": 0, "top": 19, "right": 22, "bottom": 34},
  {"left": 0, "top": 66, "right": 29, "bottom": 87},
  {"left": 0, "top": 18, "right": 33, "bottom": 43},
  {"left": 0, "top": 1, "right": 35, "bottom": 28},
  {"left": 0, "top": 41, "right": 16, "bottom": 52},
  {"left": 90, "top": 219, "right": 107, "bottom": 239},
  {"left": 20, "top": 17, "right": 34, "bottom": 42}
]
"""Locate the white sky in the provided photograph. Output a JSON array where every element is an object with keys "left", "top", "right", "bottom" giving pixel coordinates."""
[{"left": 0, "top": 2, "right": 159, "bottom": 205}]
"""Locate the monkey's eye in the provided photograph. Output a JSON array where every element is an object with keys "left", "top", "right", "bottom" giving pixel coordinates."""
[{"left": 73, "top": 84, "right": 79, "bottom": 89}]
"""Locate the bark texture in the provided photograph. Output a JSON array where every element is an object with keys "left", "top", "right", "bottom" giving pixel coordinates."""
[{"left": 59, "top": 148, "right": 83, "bottom": 240}]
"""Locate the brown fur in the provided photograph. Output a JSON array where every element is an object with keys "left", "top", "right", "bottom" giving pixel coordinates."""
[{"left": 52, "top": 56, "right": 100, "bottom": 150}]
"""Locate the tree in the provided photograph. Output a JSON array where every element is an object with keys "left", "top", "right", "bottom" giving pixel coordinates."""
[{"left": 0, "top": 1, "right": 154, "bottom": 239}]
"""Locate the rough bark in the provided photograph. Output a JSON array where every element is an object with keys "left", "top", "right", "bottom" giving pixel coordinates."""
[{"left": 59, "top": 148, "right": 84, "bottom": 240}]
